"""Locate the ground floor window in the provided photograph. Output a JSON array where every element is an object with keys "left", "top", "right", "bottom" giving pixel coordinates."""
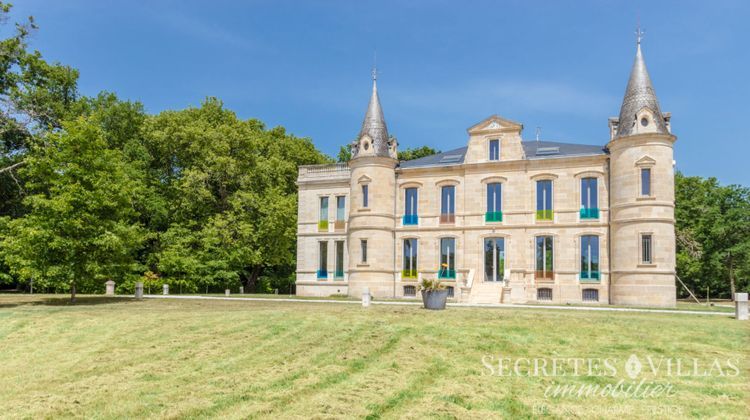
[
  {"left": 580, "top": 235, "right": 600, "bottom": 280},
  {"left": 439, "top": 238, "right": 456, "bottom": 279},
  {"left": 334, "top": 240, "right": 344, "bottom": 279},
  {"left": 403, "top": 238, "right": 418, "bottom": 279},
  {"left": 582, "top": 288, "right": 599, "bottom": 302},
  {"left": 641, "top": 234, "right": 653, "bottom": 264},
  {"left": 484, "top": 237, "right": 505, "bottom": 282},
  {"left": 537, "top": 288, "right": 552, "bottom": 301},
  {"left": 535, "top": 236, "right": 554, "bottom": 280},
  {"left": 361, "top": 239, "right": 367, "bottom": 263},
  {"left": 403, "top": 285, "right": 416, "bottom": 297},
  {"left": 317, "top": 241, "right": 328, "bottom": 279}
]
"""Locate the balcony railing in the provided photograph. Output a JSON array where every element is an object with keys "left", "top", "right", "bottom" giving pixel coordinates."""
[
  {"left": 402, "top": 214, "right": 419, "bottom": 225},
  {"left": 334, "top": 220, "right": 346, "bottom": 231},
  {"left": 485, "top": 211, "right": 503, "bottom": 222},
  {"left": 580, "top": 270, "right": 600, "bottom": 281},
  {"left": 318, "top": 220, "right": 328, "bottom": 231},
  {"left": 536, "top": 210, "right": 554, "bottom": 221},
  {"left": 440, "top": 214, "right": 455, "bottom": 224},
  {"left": 580, "top": 208, "right": 600, "bottom": 220},
  {"left": 534, "top": 270, "right": 554, "bottom": 280},
  {"left": 334, "top": 270, "right": 344, "bottom": 279},
  {"left": 438, "top": 268, "right": 456, "bottom": 279},
  {"left": 316, "top": 269, "right": 328, "bottom": 279},
  {"left": 401, "top": 269, "right": 418, "bottom": 279}
]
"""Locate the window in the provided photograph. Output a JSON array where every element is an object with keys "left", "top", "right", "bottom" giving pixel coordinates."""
[
  {"left": 362, "top": 184, "right": 369, "bottom": 207},
  {"left": 582, "top": 288, "right": 599, "bottom": 302},
  {"left": 334, "top": 241, "right": 344, "bottom": 279},
  {"left": 535, "top": 236, "right": 554, "bottom": 280},
  {"left": 641, "top": 234, "right": 652, "bottom": 264},
  {"left": 440, "top": 185, "right": 455, "bottom": 224},
  {"left": 446, "top": 286, "right": 455, "bottom": 298},
  {"left": 537, "top": 288, "right": 553, "bottom": 301},
  {"left": 486, "top": 183, "right": 502, "bottom": 222},
  {"left": 580, "top": 235, "right": 600, "bottom": 281},
  {"left": 403, "top": 285, "right": 416, "bottom": 297},
  {"left": 536, "top": 180, "right": 553, "bottom": 220},
  {"left": 580, "top": 178, "right": 599, "bottom": 219},
  {"left": 317, "top": 241, "right": 328, "bottom": 279},
  {"left": 403, "top": 188, "right": 418, "bottom": 225},
  {"left": 641, "top": 168, "right": 651, "bottom": 196},
  {"left": 335, "top": 196, "right": 346, "bottom": 230},
  {"left": 360, "top": 239, "right": 368, "bottom": 263},
  {"left": 318, "top": 197, "right": 329, "bottom": 231},
  {"left": 489, "top": 139, "right": 500, "bottom": 161},
  {"left": 402, "top": 238, "right": 418, "bottom": 279},
  {"left": 439, "top": 238, "right": 456, "bottom": 279},
  {"left": 484, "top": 238, "right": 505, "bottom": 282}
]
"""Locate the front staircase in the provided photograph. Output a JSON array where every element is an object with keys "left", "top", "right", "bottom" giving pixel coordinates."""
[{"left": 467, "top": 280, "right": 506, "bottom": 304}]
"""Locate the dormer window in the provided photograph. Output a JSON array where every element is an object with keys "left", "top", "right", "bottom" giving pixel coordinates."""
[
  {"left": 489, "top": 139, "right": 500, "bottom": 161},
  {"left": 640, "top": 117, "right": 649, "bottom": 127}
]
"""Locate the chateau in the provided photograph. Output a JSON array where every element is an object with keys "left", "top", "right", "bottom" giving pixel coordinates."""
[{"left": 295, "top": 38, "right": 677, "bottom": 307}]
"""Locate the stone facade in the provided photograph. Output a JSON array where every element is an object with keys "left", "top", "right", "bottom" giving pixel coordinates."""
[{"left": 296, "top": 41, "right": 677, "bottom": 307}]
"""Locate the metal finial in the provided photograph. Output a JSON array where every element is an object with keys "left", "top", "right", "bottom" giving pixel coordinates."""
[
  {"left": 535, "top": 127, "right": 541, "bottom": 142},
  {"left": 635, "top": 26, "right": 644, "bottom": 45},
  {"left": 372, "top": 50, "right": 378, "bottom": 81}
]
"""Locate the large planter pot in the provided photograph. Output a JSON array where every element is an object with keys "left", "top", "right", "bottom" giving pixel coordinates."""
[{"left": 421, "top": 289, "right": 449, "bottom": 310}]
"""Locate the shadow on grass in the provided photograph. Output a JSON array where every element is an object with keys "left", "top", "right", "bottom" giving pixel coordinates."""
[{"left": 0, "top": 295, "right": 136, "bottom": 309}]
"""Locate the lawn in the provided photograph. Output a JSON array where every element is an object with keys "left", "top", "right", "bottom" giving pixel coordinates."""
[{"left": 0, "top": 295, "right": 747, "bottom": 419}]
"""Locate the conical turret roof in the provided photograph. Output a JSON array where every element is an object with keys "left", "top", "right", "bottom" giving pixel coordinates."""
[
  {"left": 615, "top": 39, "right": 668, "bottom": 138},
  {"left": 358, "top": 77, "right": 391, "bottom": 156}
]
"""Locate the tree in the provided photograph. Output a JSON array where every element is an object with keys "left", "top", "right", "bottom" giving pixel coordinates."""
[
  {"left": 398, "top": 146, "right": 440, "bottom": 161},
  {"left": 1, "top": 117, "right": 145, "bottom": 301},
  {"left": 337, "top": 145, "right": 351, "bottom": 162}
]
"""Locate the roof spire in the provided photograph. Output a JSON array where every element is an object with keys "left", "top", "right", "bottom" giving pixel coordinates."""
[
  {"left": 356, "top": 64, "right": 390, "bottom": 156},
  {"left": 614, "top": 28, "right": 669, "bottom": 138}
]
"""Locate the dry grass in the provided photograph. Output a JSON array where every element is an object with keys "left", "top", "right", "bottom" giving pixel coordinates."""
[{"left": 0, "top": 295, "right": 747, "bottom": 419}]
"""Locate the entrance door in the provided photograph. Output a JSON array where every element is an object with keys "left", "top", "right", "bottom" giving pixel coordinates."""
[{"left": 484, "top": 238, "right": 505, "bottom": 282}]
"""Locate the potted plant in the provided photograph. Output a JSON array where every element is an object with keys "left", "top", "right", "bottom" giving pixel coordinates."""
[{"left": 419, "top": 278, "right": 449, "bottom": 310}]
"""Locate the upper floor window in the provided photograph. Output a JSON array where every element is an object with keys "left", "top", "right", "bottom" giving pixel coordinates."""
[
  {"left": 404, "top": 188, "right": 418, "bottom": 225},
  {"left": 318, "top": 197, "right": 329, "bottom": 231},
  {"left": 336, "top": 196, "right": 346, "bottom": 221},
  {"left": 580, "top": 235, "right": 600, "bottom": 280},
  {"left": 489, "top": 139, "right": 500, "bottom": 161},
  {"left": 440, "top": 185, "right": 455, "bottom": 224},
  {"left": 486, "top": 183, "right": 502, "bottom": 222},
  {"left": 641, "top": 168, "right": 651, "bottom": 196},
  {"left": 439, "top": 238, "right": 456, "bottom": 279},
  {"left": 535, "top": 236, "right": 553, "bottom": 280},
  {"left": 536, "top": 180, "right": 553, "bottom": 221},
  {"left": 362, "top": 184, "right": 369, "bottom": 207},
  {"left": 403, "top": 238, "right": 418, "bottom": 278},
  {"left": 641, "top": 234, "right": 653, "bottom": 264},
  {"left": 580, "top": 178, "right": 599, "bottom": 219}
]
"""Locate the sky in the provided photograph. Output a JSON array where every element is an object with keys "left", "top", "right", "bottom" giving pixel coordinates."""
[{"left": 9, "top": 0, "right": 749, "bottom": 185}]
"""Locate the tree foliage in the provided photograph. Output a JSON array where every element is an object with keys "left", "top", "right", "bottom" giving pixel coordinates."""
[{"left": 398, "top": 146, "right": 440, "bottom": 161}]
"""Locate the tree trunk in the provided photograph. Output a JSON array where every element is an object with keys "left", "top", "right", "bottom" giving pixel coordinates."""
[
  {"left": 728, "top": 251, "right": 736, "bottom": 300},
  {"left": 243, "top": 266, "right": 263, "bottom": 293},
  {"left": 70, "top": 280, "right": 77, "bottom": 304}
]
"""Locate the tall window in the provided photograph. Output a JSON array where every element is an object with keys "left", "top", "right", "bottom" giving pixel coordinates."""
[
  {"left": 361, "top": 239, "right": 368, "bottom": 263},
  {"left": 486, "top": 183, "right": 502, "bottom": 222},
  {"left": 404, "top": 188, "right": 418, "bottom": 225},
  {"left": 440, "top": 185, "right": 456, "bottom": 223},
  {"left": 484, "top": 238, "right": 505, "bottom": 282},
  {"left": 317, "top": 241, "right": 328, "bottom": 279},
  {"left": 440, "top": 185, "right": 455, "bottom": 224},
  {"left": 641, "top": 168, "right": 651, "bottom": 196},
  {"left": 335, "top": 196, "right": 346, "bottom": 230},
  {"left": 362, "top": 185, "right": 369, "bottom": 207},
  {"left": 439, "top": 238, "right": 456, "bottom": 279},
  {"left": 641, "top": 234, "right": 652, "bottom": 264},
  {"left": 318, "top": 197, "right": 329, "bottom": 231},
  {"left": 535, "top": 236, "right": 553, "bottom": 279},
  {"left": 536, "top": 180, "right": 553, "bottom": 220},
  {"left": 580, "top": 178, "right": 599, "bottom": 219},
  {"left": 489, "top": 139, "right": 500, "bottom": 161},
  {"left": 580, "top": 235, "right": 600, "bottom": 280},
  {"left": 334, "top": 241, "right": 344, "bottom": 279},
  {"left": 402, "top": 238, "right": 418, "bottom": 278}
]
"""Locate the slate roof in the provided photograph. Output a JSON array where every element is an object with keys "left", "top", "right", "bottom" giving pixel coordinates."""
[{"left": 398, "top": 141, "right": 607, "bottom": 169}]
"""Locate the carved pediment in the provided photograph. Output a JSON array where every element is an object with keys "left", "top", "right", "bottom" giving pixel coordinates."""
[{"left": 467, "top": 115, "right": 523, "bottom": 134}]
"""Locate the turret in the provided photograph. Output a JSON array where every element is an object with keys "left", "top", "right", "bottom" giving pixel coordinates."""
[
  {"left": 608, "top": 31, "right": 677, "bottom": 307},
  {"left": 347, "top": 71, "right": 398, "bottom": 298}
]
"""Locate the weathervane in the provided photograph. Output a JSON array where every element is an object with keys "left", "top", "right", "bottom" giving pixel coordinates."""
[{"left": 636, "top": 26, "right": 644, "bottom": 45}]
